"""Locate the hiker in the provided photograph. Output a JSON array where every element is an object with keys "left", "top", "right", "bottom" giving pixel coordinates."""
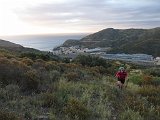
[{"left": 115, "top": 67, "right": 128, "bottom": 89}]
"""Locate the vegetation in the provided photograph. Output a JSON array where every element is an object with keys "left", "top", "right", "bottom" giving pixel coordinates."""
[
  {"left": 73, "top": 54, "right": 111, "bottom": 67},
  {"left": 60, "top": 39, "right": 81, "bottom": 47},
  {"left": 0, "top": 45, "right": 160, "bottom": 120}
]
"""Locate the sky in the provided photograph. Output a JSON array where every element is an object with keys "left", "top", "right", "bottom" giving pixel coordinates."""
[{"left": 0, "top": 0, "right": 160, "bottom": 36}]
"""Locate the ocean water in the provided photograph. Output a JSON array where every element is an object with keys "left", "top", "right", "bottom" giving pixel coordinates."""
[{"left": 0, "top": 34, "right": 87, "bottom": 51}]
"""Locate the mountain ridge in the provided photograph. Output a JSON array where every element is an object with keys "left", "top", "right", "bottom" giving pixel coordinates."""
[{"left": 62, "top": 27, "right": 160, "bottom": 56}]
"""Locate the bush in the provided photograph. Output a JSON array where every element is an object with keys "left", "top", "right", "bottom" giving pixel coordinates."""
[
  {"left": 23, "top": 70, "right": 39, "bottom": 92},
  {"left": 3, "top": 85, "right": 20, "bottom": 100},
  {"left": 41, "top": 93, "right": 60, "bottom": 108},
  {"left": 21, "top": 57, "right": 33, "bottom": 66},
  {"left": 0, "top": 110, "right": 19, "bottom": 120},
  {"left": 124, "top": 95, "right": 149, "bottom": 116},
  {"left": 149, "top": 78, "right": 160, "bottom": 86},
  {"left": 45, "top": 61, "right": 60, "bottom": 71},
  {"left": 62, "top": 57, "right": 70, "bottom": 63},
  {"left": 24, "top": 111, "right": 32, "bottom": 120},
  {"left": 0, "top": 57, "right": 27, "bottom": 86},
  {"left": 137, "top": 86, "right": 160, "bottom": 105},
  {"left": 141, "top": 75, "right": 160, "bottom": 86},
  {"left": 129, "top": 74, "right": 142, "bottom": 85},
  {"left": 90, "top": 66, "right": 107, "bottom": 75},
  {"left": 73, "top": 55, "right": 109, "bottom": 67},
  {"left": 32, "top": 59, "right": 45, "bottom": 69},
  {"left": 49, "top": 70, "right": 61, "bottom": 82},
  {"left": 64, "top": 98, "right": 91, "bottom": 120},
  {"left": 20, "top": 52, "right": 51, "bottom": 61},
  {"left": 64, "top": 72, "right": 81, "bottom": 81},
  {"left": 0, "top": 49, "right": 15, "bottom": 58},
  {"left": 120, "top": 109, "right": 143, "bottom": 120},
  {"left": 141, "top": 75, "right": 153, "bottom": 86},
  {"left": 145, "top": 68, "right": 160, "bottom": 77}
]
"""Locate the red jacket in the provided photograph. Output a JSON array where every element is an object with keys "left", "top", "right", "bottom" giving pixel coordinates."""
[{"left": 116, "top": 71, "right": 127, "bottom": 79}]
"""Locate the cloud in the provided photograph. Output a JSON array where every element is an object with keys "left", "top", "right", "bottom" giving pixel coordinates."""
[{"left": 16, "top": 0, "right": 160, "bottom": 30}]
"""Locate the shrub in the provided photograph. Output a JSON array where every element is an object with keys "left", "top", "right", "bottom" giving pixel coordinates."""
[
  {"left": 0, "top": 110, "right": 19, "bottom": 120},
  {"left": 90, "top": 66, "right": 107, "bottom": 75},
  {"left": 64, "top": 72, "right": 81, "bottom": 81},
  {"left": 137, "top": 86, "right": 160, "bottom": 106},
  {"left": 49, "top": 70, "right": 61, "bottom": 82},
  {"left": 41, "top": 93, "right": 59, "bottom": 108},
  {"left": 24, "top": 111, "right": 32, "bottom": 120},
  {"left": 32, "top": 59, "right": 45, "bottom": 70},
  {"left": 145, "top": 68, "right": 160, "bottom": 77},
  {"left": 23, "top": 70, "right": 39, "bottom": 92},
  {"left": 149, "top": 78, "right": 160, "bottom": 86},
  {"left": 124, "top": 95, "right": 149, "bottom": 116},
  {"left": 21, "top": 57, "right": 33, "bottom": 66},
  {"left": 141, "top": 75, "right": 153, "bottom": 85},
  {"left": 0, "top": 49, "right": 15, "bottom": 58},
  {"left": 73, "top": 55, "right": 109, "bottom": 67},
  {"left": 119, "top": 109, "right": 143, "bottom": 120},
  {"left": 142, "top": 74, "right": 160, "bottom": 86},
  {"left": 64, "top": 98, "right": 91, "bottom": 120},
  {"left": 4, "top": 85, "right": 20, "bottom": 100},
  {"left": 20, "top": 52, "right": 51, "bottom": 61},
  {"left": 20, "top": 52, "right": 38, "bottom": 60},
  {"left": 58, "top": 63, "right": 68, "bottom": 73},
  {"left": 0, "top": 57, "right": 27, "bottom": 86},
  {"left": 45, "top": 61, "right": 60, "bottom": 71},
  {"left": 129, "top": 74, "right": 142, "bottom": 85},
  {"left": 62, "top": 57, "right": 70, "bottom": 63}
]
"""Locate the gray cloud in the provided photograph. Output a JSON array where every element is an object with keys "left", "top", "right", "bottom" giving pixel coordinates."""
[{"left": 16, "top": 0, "right": 160, "bottom": 30}]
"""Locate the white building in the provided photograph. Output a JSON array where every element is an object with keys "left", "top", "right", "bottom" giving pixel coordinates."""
[
  {"left": 155, "top": 57, "right": 160, "bottom": 65},
  {"left": 53, "top": 46, "right": 88, "bottom": 55}
]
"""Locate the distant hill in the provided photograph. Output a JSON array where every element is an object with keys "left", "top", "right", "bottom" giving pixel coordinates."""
[
  {"left": 0, "top": 39, "right": 23, "bottom": 48},
  {"left": 0, "top": 39, "right": 41, "bottom": 53},
  {"left": 58, "top": 39, "right": 81, "bottom": 47},
  {"left": 62, "top": 27, "right": 160, "bottom": 57}
]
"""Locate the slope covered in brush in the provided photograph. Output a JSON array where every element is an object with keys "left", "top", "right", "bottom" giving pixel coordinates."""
[{"left": 0, "top": 45, "right": 160, "bottom": 119}]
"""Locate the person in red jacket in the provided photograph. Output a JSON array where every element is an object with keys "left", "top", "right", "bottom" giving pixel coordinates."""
[{"left": 115, "top": 67, "right": 128, "bottom": 89}]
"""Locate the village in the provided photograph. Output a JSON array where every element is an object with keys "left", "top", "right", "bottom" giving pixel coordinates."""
[{"left": 53, "top": 46, "right": 160, "bottom": 66}]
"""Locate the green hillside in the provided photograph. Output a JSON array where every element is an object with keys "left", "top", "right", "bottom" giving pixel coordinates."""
[
  {"left": 0, "top": 41, "right": 160, "bottom": 120},
  {"left": 63, "top": 27, "right": 160, "bottom": 56}
]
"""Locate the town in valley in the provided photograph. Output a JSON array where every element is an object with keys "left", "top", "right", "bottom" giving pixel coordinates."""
[{"left": 53, "top": 46, "right": 160, "bottom": 66}]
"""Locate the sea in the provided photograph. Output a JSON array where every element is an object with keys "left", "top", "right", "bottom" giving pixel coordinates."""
[{"left": 0, "top": 33, "right": 88, "bottom": 51}]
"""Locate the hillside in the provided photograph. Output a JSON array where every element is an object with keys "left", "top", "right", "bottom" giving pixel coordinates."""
[
  {"left": 0, "top": 39, "right": 42, "bottom": 53},
  {"left": 0, "top": 40, "right": 160, "bottom": 119},
  {"left": 0, "top": 39, "right": 61, "bottom": 61},
  {"left": 0, "top": 39, "right": 23, "bottom": 48},
  {"left": 62, "top": 27, "right": 160, "bottom": 56}
]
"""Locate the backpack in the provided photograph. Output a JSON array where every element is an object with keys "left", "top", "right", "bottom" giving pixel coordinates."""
[{"left": 116, "top": 71, "right": 127, "bottom": 79}]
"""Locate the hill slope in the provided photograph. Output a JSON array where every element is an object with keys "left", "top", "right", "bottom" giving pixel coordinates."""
[
  {"left": 0, "top": 48, "right": 160, "bottom": 119},
  {"left": 63, "top": 27, "right": 160, "bottom": 56},
  {"left": 0, "top": 39, "right": 42, "bottom": 53},
  {"left": 0, "top": 39, "right": 23, "bottom": 48},
  {"left": 0, "top": 39, "right": 160, "bottom": 119}
]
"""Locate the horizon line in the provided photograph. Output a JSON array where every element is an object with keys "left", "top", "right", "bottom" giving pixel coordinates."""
[{"left": 1, "top": 26, "right": 159, "bottom": 37}]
